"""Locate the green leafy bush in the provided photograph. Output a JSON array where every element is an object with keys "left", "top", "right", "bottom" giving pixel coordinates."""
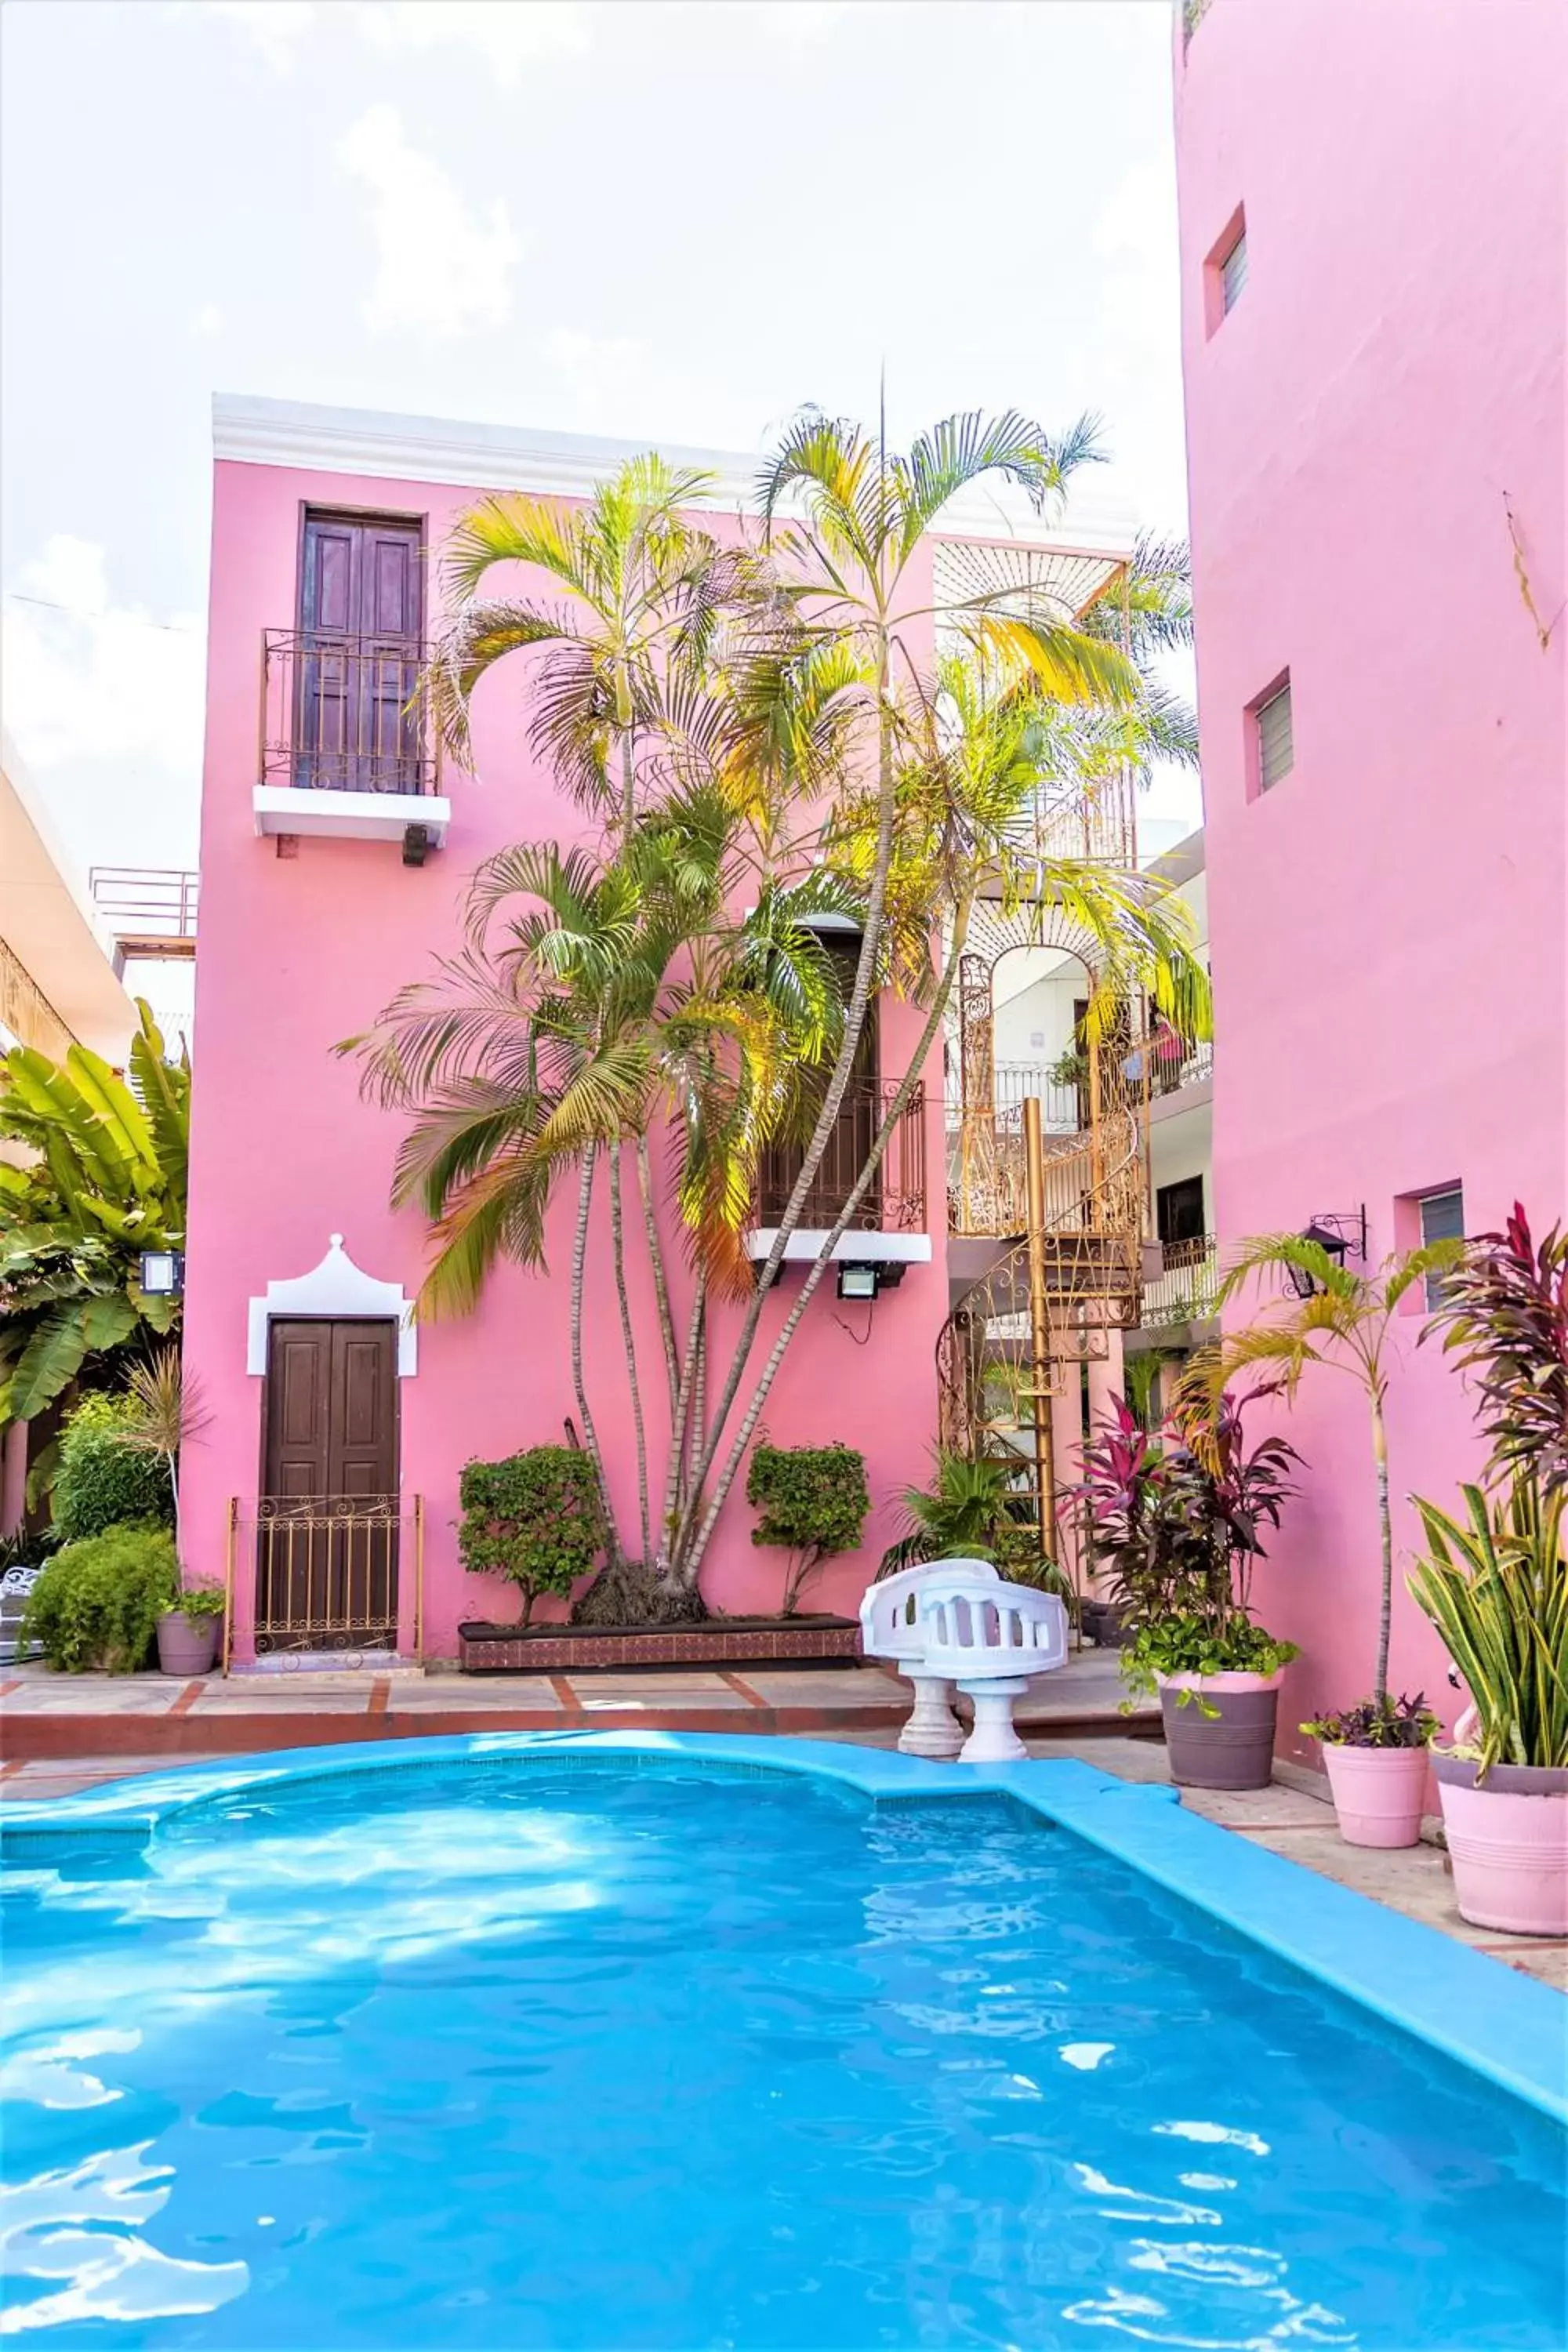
[
  {"left": 1120, "top": 1611, "right": 1298, "bottom": 1711},
  {"left": 52, "top": 1392, "right": 174, "bottom": 1543},
  {"left": 746, "top": 1440, "right": 869, "bottom": 1614},
  {"left": 457, "top": 1447, "right": 604, "bottom": 1624},
  {"left": 169, "top": 1581, "right": 227, "bottom": 1621},
  {"left": 19, "top": 1523, "right": 179, "bottom": 1672}
]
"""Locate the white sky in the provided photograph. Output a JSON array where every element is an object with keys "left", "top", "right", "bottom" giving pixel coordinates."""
[{"left": 0, "top": 0, "right": 1200, "bottom": 891}]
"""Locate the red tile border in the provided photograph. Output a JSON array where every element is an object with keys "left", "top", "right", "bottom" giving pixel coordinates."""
[
  {"left": 165, "top": 1681, "right": 207, "bottom": 1719},
  {"left": 547, "top": 1676, "right": 583, "bottom": 1711},
  {"left": 0, "top": 1682, "right": 21, "bottom": 1700},
  {"left": 716, "top": 1672, "right": 768, "bottom": 1708},
  {"left": 367, "top": 1678, "right": 390, "bottom": 1718}
]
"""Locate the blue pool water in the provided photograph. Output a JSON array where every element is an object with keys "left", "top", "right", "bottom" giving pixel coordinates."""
[{"left": 2, "top": 1758, "right": 1564, "bottom": 2349}]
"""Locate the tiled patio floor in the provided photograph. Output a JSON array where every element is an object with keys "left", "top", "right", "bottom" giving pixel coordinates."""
[
  {"left": 3, "top": 1659, "right": 1562, "bottom": 1992},
  {"left": 0, "top": 1649, "right": 1145, "bottom": 1756}
]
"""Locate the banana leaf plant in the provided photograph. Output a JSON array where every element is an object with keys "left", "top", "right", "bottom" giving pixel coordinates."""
[{"left": 0, "top": 1004, "right": 189, "bottom": 1437}]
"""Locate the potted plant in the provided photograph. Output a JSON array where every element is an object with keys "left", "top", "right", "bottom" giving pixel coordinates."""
[
  {"left": 877, "top": 1447, "right": 1068, "bottom": 1592},
  {"left": 1408, "top": 1206, "right": 1568, "bottom": 1933},
  {"left": 156, "top": 1580, "right": 227, "bottom": 1675},
  {"left": 1299, "top": 1694, "right": 1440, "bottom": 1846},
  {"left": 1200, "top": 1231, "right": 1464, "bottom": 1841},
  {"left": 1065, "top": 1388, "right": 1301, "bottom": 1787}
]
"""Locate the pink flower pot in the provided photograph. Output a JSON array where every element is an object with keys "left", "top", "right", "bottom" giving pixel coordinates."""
[
  {"left": 1433, "top": 1757, "right": 1568, "bottom": 1936},
  {"left": 1319, "top": 1741, "right": 1430, "bottom": 1849}
]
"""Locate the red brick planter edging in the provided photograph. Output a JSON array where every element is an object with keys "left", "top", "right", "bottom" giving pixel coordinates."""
[{"left": 457, "top": 1617, "right": 863, "bottom": 1674}]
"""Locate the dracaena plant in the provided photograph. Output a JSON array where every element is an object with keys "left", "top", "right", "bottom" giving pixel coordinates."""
[
  {"left": 1059, "top": 1385, "right": 1300, "bottom": 1648},
  {"left": 1428, "top": 1204, "right": 1568, "bottom": 1496},
  {"left": 1407, "top": 1483, "right": 1568, "bottom": 1773}
]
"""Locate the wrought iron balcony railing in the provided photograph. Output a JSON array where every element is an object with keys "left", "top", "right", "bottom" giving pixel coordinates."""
[
  {"left": 757, "top": 1080, "right": 927, "bottom": 1232},
  {"left": 260, "top": 630, "right": 440, "bottom": 797},
  {"left": 0, "top": 937, "right": 74, "bottom": 1059},
  {"left": 1139, "top": 1233, "right": 1219, "bottom": 1328},
  {"left": 1151, "top": 1036, "right": 1214, "bottom": 1098}
]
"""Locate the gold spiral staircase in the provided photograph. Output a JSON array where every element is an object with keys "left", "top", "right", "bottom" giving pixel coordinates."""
[{"left": 936, "top": 851, "right": 1152, "bottom": 1591}]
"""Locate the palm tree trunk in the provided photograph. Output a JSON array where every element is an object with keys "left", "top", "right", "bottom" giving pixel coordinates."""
[
  {"left": 570, "top": 1144, "right": 619, "bottom": 1563},
  {"left": 1372, "top": 1393, "right": 1392, "bottom": 1704},
  {"left": 683, "top": 625, "right": 903, "bottom": 1517},
  {"left": 608, "top": 1143, "right": 652, "bottom": 1565},
  {"left": 658, "top": 1274, "right": 707, "bottom": 1577},
  {"left": 677, "top": 893, "right": 972, "bottom": 1588},
  {"left": 636, "top": 1134, "right": 680, "bottom": 1406}
]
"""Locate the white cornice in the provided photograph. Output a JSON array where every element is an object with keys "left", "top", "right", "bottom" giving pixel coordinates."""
[{"left": 211, "top": 394, "right": 1136, "bottom": 557}]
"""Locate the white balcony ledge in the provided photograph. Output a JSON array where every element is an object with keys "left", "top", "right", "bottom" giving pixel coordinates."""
[
  {"left": 252, "top": 785, "right": 451, "bottom": 849},
  {"left": 746, "top": 1229, "right": 932, "bottom": 1265}
]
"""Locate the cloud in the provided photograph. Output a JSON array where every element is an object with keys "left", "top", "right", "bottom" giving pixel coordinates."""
[
  {"left": 176, "top": 1, "right": 317, "bottom": 73},
  {"left": 1, "top": 539, "right": 204, "bottom": 789},
  {"left": 337, "top": 105, "right": 518, "bottom": 336},
  {"left": 351, "top": 2, "right": 589, "bottom": 79},
  {"left": 540, "top": 327, "right": 647, "bottom": 429}
]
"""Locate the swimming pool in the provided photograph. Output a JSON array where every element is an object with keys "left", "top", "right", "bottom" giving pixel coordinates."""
[{"left": 2, "top": 1735, "right": 1564, "bottom": 2348}]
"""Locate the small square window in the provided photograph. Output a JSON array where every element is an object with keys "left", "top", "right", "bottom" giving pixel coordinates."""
[
  {"left": 1419, "top": 1186, "right": 1465, "bottom": 1308},
  {"left": 1220, "top": 228, "right": 1248, "bottom": 313},
  {"left": 1256, "top": 680, "right": 1294, "bottom": 790}
]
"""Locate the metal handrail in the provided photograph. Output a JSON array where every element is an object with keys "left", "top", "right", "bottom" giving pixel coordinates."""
[
  {"left": 757, "top": 1079, "right": 926, "bottom": 1232},
  {"left": 89, "top": 868, "right": 199, "bottom": 938},
  {"left": 1139, "top": 1234, "right": 1220, "bottom": 1327},
  {"left": 260, "top": 629, "right": 440, "bottom": 797},
  {"left": 0, "top": 937, "right": 74, "bottom": 1058}
]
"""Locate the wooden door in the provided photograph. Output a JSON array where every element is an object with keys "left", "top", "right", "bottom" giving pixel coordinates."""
[
  {"left": 296, "top": 512, "right": 423, "bottom": 793},
  {"left": 757, "top": 935, "right": 882, "bottom": 1226},
  {"left": 258, "top": 1319, "right": 399, "bottom": 1651}
]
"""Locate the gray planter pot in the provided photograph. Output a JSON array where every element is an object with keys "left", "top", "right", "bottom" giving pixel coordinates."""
[
  {"left": 1158, "top": 1670, "right": 1282, "bottom": 1791},
  {"left": 155, "top": 1610, "right": 221, "bottom": 1676}
]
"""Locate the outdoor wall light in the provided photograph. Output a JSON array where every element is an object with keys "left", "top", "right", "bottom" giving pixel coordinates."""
[
  {"left": 837, "top": 1262, "right": 880, "bottom": 1302},
  {"left": 138, "top": 1250, "right": 185, "bottom": 1298},
  {"left": 1286, "top": 1210, "right": 1366, "bottom": 1299}
]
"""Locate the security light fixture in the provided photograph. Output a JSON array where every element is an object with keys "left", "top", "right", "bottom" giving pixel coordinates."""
[
  {"left": 837, "top": 1262, "right": 880, "bottom": 1303},
  {"left": 139, "top": 1250, "right": 184, "bottom": 1298}
]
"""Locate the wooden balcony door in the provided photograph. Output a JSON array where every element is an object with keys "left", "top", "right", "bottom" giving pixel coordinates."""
[
  {"left": 296, "top": 511, "right": 423, "bottom": 794},
  {"left": 757, "top": 936, "right": 881, "bottom": 1227},
  {"left": 258, "top": 1318, "right": 400, "bottom": 1651}
]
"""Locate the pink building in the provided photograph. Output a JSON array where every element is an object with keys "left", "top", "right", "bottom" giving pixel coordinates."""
[
  {"left": 1173, "top": 0, "right": 1566, "bottom": 1752},
  {"left": 183, "top": 397, "right": 1138, "bottom": 1663}
]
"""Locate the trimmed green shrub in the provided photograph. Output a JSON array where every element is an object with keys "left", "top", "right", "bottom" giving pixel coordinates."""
[
  {"left": 746, "top": 1440, "right": 869, "bottom": 1615},
  {"left": 52, "top": 1392, "right": 174, "bottom": 1543},
  {"left": 457, "top": 1446, "right": 604, "bottom": 1624},
  {"left": 19, "top": 1523, "right": 180, "bottom": 1673}
]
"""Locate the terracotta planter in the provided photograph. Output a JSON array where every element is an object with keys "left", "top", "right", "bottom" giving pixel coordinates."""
[
  {"left": 1158, "top": 1668, "right": 1282, "bottom": 1791},
  {"left": 1432, "top": 1754, "right": 1568, "bottom": 1936},
  {"left": 155, "top": 1610, "right": 221, "bottom": 1676},
  {"left": 1319, "top": 1741, "right": 1430, "bottom": 1849}
]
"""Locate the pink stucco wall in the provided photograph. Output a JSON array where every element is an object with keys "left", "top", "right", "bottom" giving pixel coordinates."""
[
  {"left": 183, "top": 454, "right": 948, "bottom": 1657},
  {"left": 1174, "top": 0, "right": 1567, "bottom": 1754}
]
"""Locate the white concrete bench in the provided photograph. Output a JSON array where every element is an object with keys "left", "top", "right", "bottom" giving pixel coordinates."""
[
  {"left": 859, "top": 1558, "right": 1002, "bottom": 1759},
  {"left": 917, "top": 1581, "right": 1070, "bottom": 1762}
]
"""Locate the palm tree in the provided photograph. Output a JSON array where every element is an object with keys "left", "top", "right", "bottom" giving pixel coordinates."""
[
  {"left": 349, "top": 799, "right": 844, "bottom": 1586},
  {"left": 366, "top": 419, "right": 1213, "bottom": 1606},
  {"left": 1190, "top": 1234, "right": 1467, "bottom": 1702},
  {"left": 0, "top": 1004, "right": 189, "bottom": 1427},
  {"left": 426, "top": 455, "right": 753, "bottom": 836},
  {"left": 677, "top": 644, "right": 1213, "bottom": 1587}
]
